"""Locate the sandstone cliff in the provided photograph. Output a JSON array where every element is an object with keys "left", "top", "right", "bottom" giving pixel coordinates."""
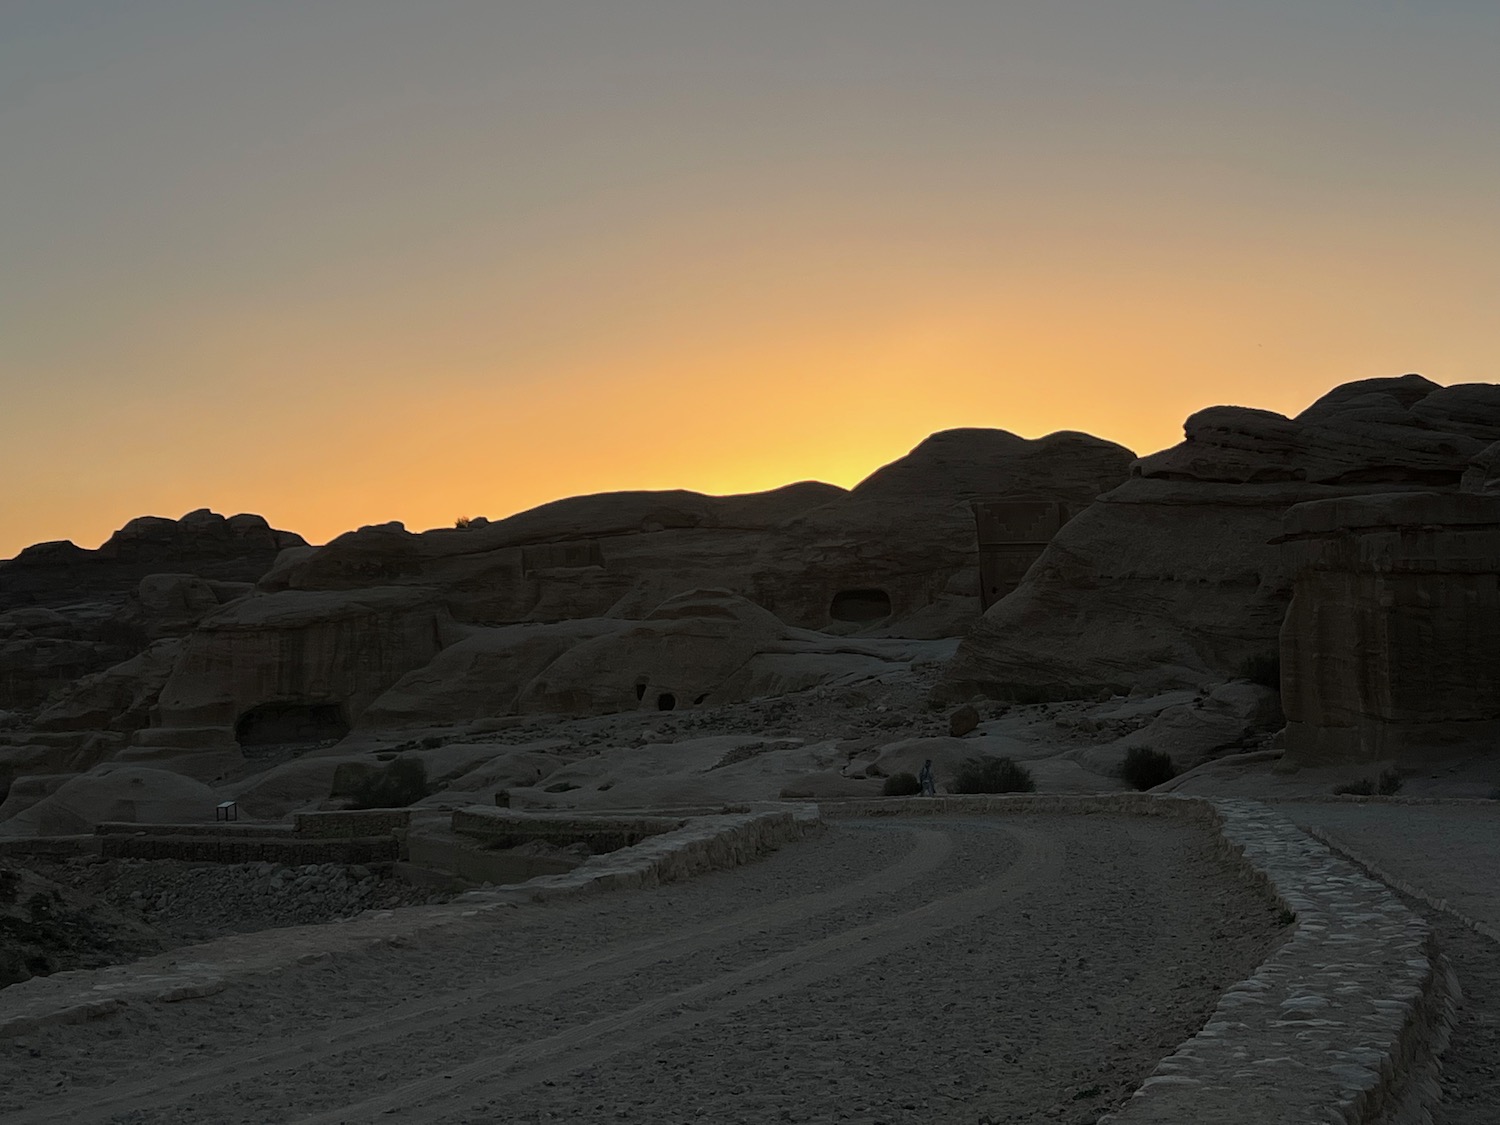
[{"left": 940, "top": 376, "right": 1500, "bottom": 700}]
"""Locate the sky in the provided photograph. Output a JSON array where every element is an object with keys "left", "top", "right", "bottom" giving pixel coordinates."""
[{"left": 2, "top": 1, "right": 1498, "bottom": 556}]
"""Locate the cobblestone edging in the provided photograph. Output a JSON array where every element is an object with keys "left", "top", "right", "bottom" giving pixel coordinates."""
[
  {"left": 1299, "top": 822, "right": 1500, "bottom": 947},
  {"left": 0, "top": 805, "right": 818, "bottom": 1040},
  {"left": 1269, "top": 795, "right": 1500, "bottom": 807},
  {"left": 825, "top": 794, "right": 1455, "bottom": 1125}
]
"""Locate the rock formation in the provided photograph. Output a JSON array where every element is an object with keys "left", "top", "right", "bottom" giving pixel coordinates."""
[
  {"left": 941, "top": 376, "right": 1500, "bottom": 700},
  {"left": 0, "top": 511, "right": 304, "bottom": 711},
  {"left": 1279, "top": 490, "right": 1500, "bottom": 766},
  {"left": 259, "top": 430, "right": 1133, "bottom": 637}
]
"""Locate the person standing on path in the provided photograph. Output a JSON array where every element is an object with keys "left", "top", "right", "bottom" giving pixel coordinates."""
[{"left": 919, "top": 759, "right": 936, "bottom": 796}]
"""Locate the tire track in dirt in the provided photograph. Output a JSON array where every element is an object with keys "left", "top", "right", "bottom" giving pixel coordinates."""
[
  {"left": 15, "top": 823, "right": 953, "bottom": 1125},
  {"left": 290, "top": 821, "right": 1061, "bottom": 1125}
]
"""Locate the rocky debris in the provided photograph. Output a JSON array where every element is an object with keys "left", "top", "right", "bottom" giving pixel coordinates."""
[
  {"left": 2, "top": 855, "right": 447, "bottom": 988},
  {"left": 0, "top": 860, "right": 161, "bottom": 988},
  {"left": 941, "top": 376, "right": 1500, "bottom": 701}
]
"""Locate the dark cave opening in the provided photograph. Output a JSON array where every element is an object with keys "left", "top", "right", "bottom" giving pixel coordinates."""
[
  {"left": 829, "top": 588, "right": 892, "bottom": 622},
  {"left": 234, "top": 701, "right": 350, "bottom": 747}
]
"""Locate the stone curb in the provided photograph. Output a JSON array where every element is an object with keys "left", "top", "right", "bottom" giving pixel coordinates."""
[
  {"left": 1300, "top": 823, "right": 1500, "bottom": 947},
  {"left": 824, "top": 794, "right": 1454, "bottom": 1125},
  {"left": 1267, "top": 796, "right": 1500, "bottom": 807},
  {"left": 0, "top": 804, "right": 818, "bottom": 1040}
]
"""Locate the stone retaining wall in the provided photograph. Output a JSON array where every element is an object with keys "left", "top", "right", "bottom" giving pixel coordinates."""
[
  {"left": 476, "top": 805, "right": 821, "bottom": 902},
  {"left": 96, "top": 833, "right": 398, "bottom": 865},
  {"left": 450, "top": 808, "right": 687, "bottom": 854},
  {"left": 293, "top": 809, "right": 413, "bottom": 839},
  {"left": 0, "top": 834, "right": 94, "bottom": 859},
  {"left": 94, "top": 822, "right": 295, "bottom": 838}
]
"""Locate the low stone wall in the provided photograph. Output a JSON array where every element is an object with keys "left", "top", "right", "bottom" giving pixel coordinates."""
[
  {"left": 293, "top": 810, "right": 412, "bottom": 839},
  {"left": 477, "top": 805, "right": 822, "bottom": 902},
  {"left": 84, "top": 811, "right": 411, "bottom": 865},
  {"left": 0, "top": 834, "right": 94, "bottom": 859},
  {"left": 94, "top": 822, "right": 295, "bottom": 838},
  {"left": 451, "top": 808, "right": 687, "bottom": 854},
  {"left": 96, "top": 832, "right": 399, "bottom": 865}
]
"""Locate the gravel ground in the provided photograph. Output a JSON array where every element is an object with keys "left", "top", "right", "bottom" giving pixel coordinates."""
[
  {"left": 0, "top": 815, "right": 1283, "bottom": 1125},
  {"left": 1425, "top": 909, "right": 1500, "bottom": 1125}
]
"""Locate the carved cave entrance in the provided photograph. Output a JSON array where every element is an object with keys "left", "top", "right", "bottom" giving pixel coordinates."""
[
  {"left": 829, "top": 588, "right": 893, "bottom": 623},
  {"left": 234, "top": 702, "right": 350, "bottom": 750}
]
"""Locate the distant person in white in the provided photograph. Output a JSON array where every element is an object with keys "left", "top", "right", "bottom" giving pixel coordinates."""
[{"left": 919, "top": 759, "right": 936, "bottom": 796}]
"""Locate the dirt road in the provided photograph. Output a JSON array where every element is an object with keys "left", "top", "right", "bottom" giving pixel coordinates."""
[{"left": 1, "top": 815, "right": 1280, "bottom": 1125}]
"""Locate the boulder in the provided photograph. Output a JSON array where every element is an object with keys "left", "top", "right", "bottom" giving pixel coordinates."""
[{"left": 948, "top": 705, "right": 981, "bottom": 738}]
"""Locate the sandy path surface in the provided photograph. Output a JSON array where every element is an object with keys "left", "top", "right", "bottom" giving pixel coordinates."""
[
  {"left": 1278, "top": 802, "right": 1500, "bottom": 1124},
  {"left": 1, "top": 816, "right": 1280, "bottom": 1125}
]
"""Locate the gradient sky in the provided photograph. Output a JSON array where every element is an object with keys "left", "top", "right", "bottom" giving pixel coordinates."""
[{"left": 3, "top": 1, "right": 1498, "bottom": 557}]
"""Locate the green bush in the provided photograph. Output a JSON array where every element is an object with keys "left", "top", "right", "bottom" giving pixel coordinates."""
[
  {"left": 1238, "top": 653, "right": 1281, "bottom": 690},
  {"left": 1119, "top": 747, "right": 1176, "bottom": 791},
  {"left": 950, "top": 755, "right": 1035, "bottom": 794},
  {"left": 349, "top": 758, "right": 432, "bottom": 810},
  {"left": 1332, "top": 778, "right": 1373, "bottom": 796},
  {"left": 1377, "top": 768, "right": 1403, "bottom": 796},
  {"left": 882, "top": 772, "right": 921, "bottom": 797}
]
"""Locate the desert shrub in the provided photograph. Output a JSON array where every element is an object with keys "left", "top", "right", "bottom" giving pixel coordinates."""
[
  {"left": 1119, "top": 747, "right": 1176, "bottom": 791},
  {"left": 1238, "top": 653, "right": 1281, "bottom": 690},
  {"left": 882, "top": 772, "right": 921, "bottom": 797},
  {"left": 950, "top": 755, "right": 1035, "bottom": 794},
  {"left": 349, "top": 758, "right": 431, "bottom": 810},
  {"left": 1333, "top": 769, "right": 1403, "bottom": 798},
  {"left": 0, "top": 866, "right": 18, "bottom": 906},
  {"left": 454, "top": 516, "right": 473, "bottom": 529}
]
